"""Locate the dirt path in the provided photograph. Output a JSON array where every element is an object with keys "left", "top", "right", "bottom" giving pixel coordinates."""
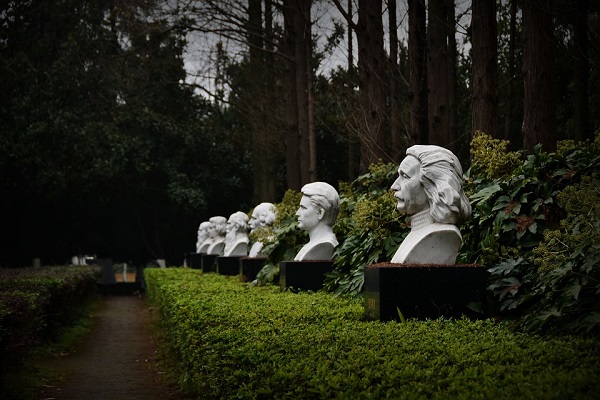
[{"left": 38, "top": 295, "right": 185, "bottom": 400}]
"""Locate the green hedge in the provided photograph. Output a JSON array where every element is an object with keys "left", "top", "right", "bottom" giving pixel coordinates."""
[
  {"left": 0, "top": 266, "right": 100, "bottom": 381},
  {"left": 146, "top": 268, "right": 600, "bottom": 399}
]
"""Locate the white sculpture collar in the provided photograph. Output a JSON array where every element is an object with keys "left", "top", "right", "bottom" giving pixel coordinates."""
[{"left": 409, "top": 208, "right": 434, "bottom": 231}]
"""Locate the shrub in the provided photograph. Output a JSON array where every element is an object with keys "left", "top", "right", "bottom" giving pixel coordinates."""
[
  {"left": 0, "top": 265, "right": 100, "bottom": 384},
  {"left": 526, "top": 176, "right": 600, "bottom": 334},
  {"left": 462, "top": 132, "right": 600, "bottom": 334},
  {"left": 146, "top": 269, "right": 600, "bottom": 399}
]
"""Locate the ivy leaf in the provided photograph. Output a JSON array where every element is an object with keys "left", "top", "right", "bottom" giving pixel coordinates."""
[
  {"left": 471, "top": 184, "right": 502, "bottom": 204},
  {"left": 564, "top": 281, "right": 581, "bottom": 301},
  {"left": 488, "top": 258, "right": 523, "bottom": 276}
]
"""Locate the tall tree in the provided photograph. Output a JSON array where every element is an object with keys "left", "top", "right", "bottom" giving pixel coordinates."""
[
  {"left": 334, "top": 0, "right": 388, "bottom": 172},
  {"left": 427, "top": 0, "right": 452, "bottom": 150},
  {"left": 522, "top": 0, "right": 556, "bottom": 152},
  {"left": 408, "top": 0, "right": 428, "bottom": 146},
  {"left": 571, "top": 0, "right": 590, "bottom": 142},
  {"left": 281, "top": 0, "right": 316, "bottom": 189},
  {"left": 446, "top": 0, "right": 458, "bottom": 149},
  {"left": 346, "top": 0, "right": 359, "bottom": 180},
  {"left": 244, "top": 0, "right": 280, "bottom": 202},
  {"left": 503, "top": 0, "right": 520, "bottom": 145},
  {"left": 472, "top": 0, "right": 499, "bottom": 138},
  {"left": 388, "top": 0, "right": 402, "bottom": 158},
  {"left": 356, "top": 0, "right": 387, "bottom": 171}
]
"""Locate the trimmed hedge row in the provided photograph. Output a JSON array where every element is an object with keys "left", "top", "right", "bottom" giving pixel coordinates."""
[
  {"left": 146, "top": 268, "right": 600, "bottom": 399},
  {"left": 0, "top": 266, "right": 100, "bottom": 379}
]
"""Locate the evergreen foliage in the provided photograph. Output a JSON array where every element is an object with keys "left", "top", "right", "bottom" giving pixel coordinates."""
[
  {"left": 463, "top": 132, "right": 600, "bottom": 334},
  {"left": 146, "top": 269, "right": 600, "bottom": 399},
  {"left": 0, "top": 266, "right": 100, "bottom": 390},
  {"left": 253, "top": 132, "right": 600, "bottom": 335}
]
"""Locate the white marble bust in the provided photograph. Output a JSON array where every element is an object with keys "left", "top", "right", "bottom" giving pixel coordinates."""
[
  {"left": 294, "top": 182, "right": 340, "bottom": 261},
  {"left": 196, "top": 221, "right": 211, "bottom": 253},
  {"left": 224, "top": 211, "right": 250, "bottom": 256},
  {"left": 248, "top": 202, "right": 277, "bottom": 257},
  {"left": 206, "top": 216, "right": 227, "bottom": 255},
  {"left": 390, "top": 145, "right": 472, "bottom": 264}
]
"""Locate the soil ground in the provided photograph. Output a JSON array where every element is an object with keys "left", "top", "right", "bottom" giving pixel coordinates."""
[{"left": 37, "top": 294, "right": 187, "bottom": 400}]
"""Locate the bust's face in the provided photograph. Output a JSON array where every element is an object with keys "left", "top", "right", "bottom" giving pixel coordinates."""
[
  {"left": 249, "top": 211, "right": 261, "bottom": 231},
  {"left": 207, "top": 223, "right": 217, "bottom": 238},
  {"left": 391, "top": 156, "right": 428, "bottom": 215},
  {"left": 296, "top": 195, "right": 320, "bottom": 232}
]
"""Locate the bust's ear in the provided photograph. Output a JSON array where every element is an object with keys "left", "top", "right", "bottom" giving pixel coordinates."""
[{"left": 317, "top": 208, "right": 325, "bottom": 220}]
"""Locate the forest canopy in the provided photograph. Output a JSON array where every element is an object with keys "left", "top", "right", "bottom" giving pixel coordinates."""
[{"left": 1, "top": 0, "right": 598, "bottom": 267}]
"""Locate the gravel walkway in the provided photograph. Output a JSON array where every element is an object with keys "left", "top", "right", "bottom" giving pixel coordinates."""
[{"left": 38, "top": 295, "right": 185, "bottom": 400}]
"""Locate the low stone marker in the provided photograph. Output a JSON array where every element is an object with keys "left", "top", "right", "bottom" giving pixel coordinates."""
[
  {"left": 216, "top": 256, "right": 243, "bottom": 276},
  {"left": 201, "top": 254, "right": 218, "bottom": 273},
  {"left": 364, "top": 263, "right": 486, "bottom": 321},
  {"left": 188, "top": 252, "right": 204, "bottom": 269},
  {"left": 239, "top": 256, "right": 267, "bottom": 282},
  {"left": 279, "top": 260, "right": 335, "bottom": 292}
]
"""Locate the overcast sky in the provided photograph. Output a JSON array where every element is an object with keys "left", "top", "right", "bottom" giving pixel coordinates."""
[{"left": 182, "top": 1, "right": 472, "bottom": 99}]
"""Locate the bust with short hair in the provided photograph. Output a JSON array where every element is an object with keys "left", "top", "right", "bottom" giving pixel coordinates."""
[
  {"left": 248, "top": 202, "right": 277, "bottom": 257},
  {"left": 196, "top": 221, "right": 212, "bottom": 253},
  {"left": 390, "top": 145, "right": 471, "bottom": 264},
  {"left": 224, "top": 211, "right": 250, "bottom": 256},
  {"left": 294, "top": 182, "right": 340, "bottom": 261},
  {"left": 206, "top": 216, "right": 227, "bottom": 255}
]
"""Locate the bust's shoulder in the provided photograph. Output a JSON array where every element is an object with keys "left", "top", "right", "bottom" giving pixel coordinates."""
[{"left": 392, "top": 224, "right": 461, "bottom": 264}]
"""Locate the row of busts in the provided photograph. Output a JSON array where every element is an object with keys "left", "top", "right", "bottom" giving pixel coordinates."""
[
  {"left": 195, "top": 202, "right": 277, "bottom": 258},
  {"left": 195, "top": 182, "right": 341, "bottom": 261},
  {"left": 196, "top": 145, "right": 472, "bottom": 265}
]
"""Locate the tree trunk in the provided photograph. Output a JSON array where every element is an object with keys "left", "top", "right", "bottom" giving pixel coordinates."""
[
  {"left": 388, "top": 0, "right": 402, "bottom": 159},
  {"left": 504, "top": 0, "right": 519, "bottom": 146},
  {"left": 281, "top": 0, "right": 302, "bottom": 190},
  {"left": 281, "top": 0, "right": 315, "bottom": 189},
  {"left": 346, "top": 0, "right": 359, "bottom": 180},
  {"left": 408, "top": 0, "right": 428, "bottom": 146},
  {"left": 446, "top": 0, "right": 458, "bottom": 153},
  {"left": 472, "top": 0, "right": 499, "bottom": 138},
  {"left": 572, "top": 0, "right": 590, "bottom": 142},
  {"left": 427, "top": 0, "right": 451, "bottom": 148},
  {"left": 356, "top": 0, "right": 387, "bottom": 172},
  {"left": 522, "top": 0, "right": 556, "bottom": 153}
]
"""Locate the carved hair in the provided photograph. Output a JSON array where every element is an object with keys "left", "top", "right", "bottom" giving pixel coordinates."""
[
  {"left": 209, "top": 216, "right": 228, "bottom": 235},
  {"left": 300, "top": 182, "right": 340, "bottom": 226},
  {"left": 228, "top": 211, "right": 249, "bottom": 231},
  {"left": 406, "top": 145, "right": 472, "bottom": 224},
  {"left": 252, "top": 202, "right": 277, "bottom": 226}
]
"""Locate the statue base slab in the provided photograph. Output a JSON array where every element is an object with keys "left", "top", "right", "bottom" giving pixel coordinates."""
[
  {"left": 240, "top": 256, "right": 267, "bottom": 282},
  {"left": 189, "top": 252, "right": 204, "bottom": 269},
  {"left": 217, "top": 256, "right": 242, "bottom": 276},
  {"left": 279, "top": 260, "right": 335, "bottom": 292},
  {"left": 364, "top": 263, "right": 487, "bottom": 321},
  {"left": 201, "top": 254, "right": 218, "bottom": 273}
]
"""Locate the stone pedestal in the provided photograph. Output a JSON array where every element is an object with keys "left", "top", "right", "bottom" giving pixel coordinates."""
[
  {"left": 217, "top": 256, "right": 242, "bottom": 276},
  {"left": 240, "top": 256, "right": 267, "bottom": 282},
  {"left": 189, "top": 253, "right": 204, "bottom": 269},
  {"left": 364, "top": 263, "right": 487, "bottom": 321},
  {"left": 201, "top": 254, "right": 219, "bottom": 273},
  {"left": 96, "top": 258, "right": 116, "bottom": 284},
  {"left": 279, "top": 260, "right": 335, "bottom": 292}
]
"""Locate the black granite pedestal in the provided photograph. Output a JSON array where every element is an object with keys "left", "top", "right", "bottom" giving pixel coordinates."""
[
  {"left": 240, "top": 256, "right": 267, "bottom": 282},
  {"left": 217, "top": 256, "right": 242, "bottom": 276},
  {"left": 279, "top": 260, "right": 335, "bottom": 292},
  {"left": 201, "top": 254, "right": 219, "bottom": 273},
  {"left": 364, "top": 263, "right": 487, "bottom": 321},
  {"left": 189, "top": 253, "right": 204, "bottom": 269}
]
